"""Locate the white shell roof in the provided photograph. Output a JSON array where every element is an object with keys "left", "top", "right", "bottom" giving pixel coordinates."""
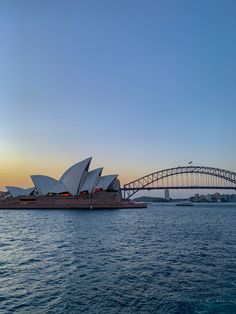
[
  {"left": 108, "top": 179, "right": 120, "bottom": 191},
  {"left": 24, "top": 187, "right": 35, "bottom": 195},
  {"left": 31, "top": 175, "right": 59, "bottom": 195},
  {"left": 14, "top": 157, "right": 120, "bottom": 197},
  {"left": 49, "top": 182, "right": 69, "bottom": 194},
  {"left": 6, "top": 186, "right": 35, "bottom": 198},
  {"left": 79, "top": 168, "right": 103, "bottom": 193},
  {"left": 60, "top": 157, "right": 92, "bottom": 195},
  {"left": 95, "top": 175, "right": 118, "bottom": 191}
]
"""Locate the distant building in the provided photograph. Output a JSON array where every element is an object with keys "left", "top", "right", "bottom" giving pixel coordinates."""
[
  {"left": 164, "top": 189, "right": 170, "bottom": 201},
  {"left": 191, "top": 192, "right": 236, "bottom": 203}
]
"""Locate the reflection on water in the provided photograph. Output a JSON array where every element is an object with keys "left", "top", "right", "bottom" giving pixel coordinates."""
[{"left": 0, "top": 203, "right": 235, "bottom": 313}]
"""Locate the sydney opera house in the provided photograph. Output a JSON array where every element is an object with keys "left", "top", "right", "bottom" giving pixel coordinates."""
[{"left": 1, "top": 157, "right": 145, "bottom": 209}]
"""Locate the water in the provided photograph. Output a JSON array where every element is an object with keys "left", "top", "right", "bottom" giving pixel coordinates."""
[{"left": 0, "top": 203, "right": 235, "bottom": 314}]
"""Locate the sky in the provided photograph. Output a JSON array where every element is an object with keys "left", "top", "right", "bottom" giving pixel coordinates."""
[{"left": 0, "top": 0, "right": 236, "bottom": 195}]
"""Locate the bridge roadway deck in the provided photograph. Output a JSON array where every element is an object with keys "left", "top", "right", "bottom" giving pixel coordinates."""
[{"left": 121, "top": 186, "right": 236, "bottom": 191}]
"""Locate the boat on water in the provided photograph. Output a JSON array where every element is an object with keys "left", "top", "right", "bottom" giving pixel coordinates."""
[{"left": 176, "top": 200, "right": 193, "bottom": 206}]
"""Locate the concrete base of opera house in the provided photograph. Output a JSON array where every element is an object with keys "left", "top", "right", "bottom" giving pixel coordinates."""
[{"left": 0, "top": 191, "right": 147, "bottom": 209}]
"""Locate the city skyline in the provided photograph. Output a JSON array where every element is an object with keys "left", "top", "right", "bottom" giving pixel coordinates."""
[{"left": 1, "top": 0, "right": 236, "bottom": 191}]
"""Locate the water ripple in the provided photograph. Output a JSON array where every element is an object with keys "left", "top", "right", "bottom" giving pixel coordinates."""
[{"left": 0, "top": 204, "right": 235, "bottom": 313}]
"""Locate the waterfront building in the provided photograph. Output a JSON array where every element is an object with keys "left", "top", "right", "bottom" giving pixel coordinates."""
[
  {"left": 164, "top": 189, "right": 170, "bottom": 201},
  {"left": 5, "top": 157, "right": 120, "bottom": 198},
  {"left": 2, "top": 157, "right": 147, "bottom": 209}
]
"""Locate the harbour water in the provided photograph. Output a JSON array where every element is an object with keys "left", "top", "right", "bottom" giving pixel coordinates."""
[{"left": 0, "top": 203, "right": 235, "bottom": 313}]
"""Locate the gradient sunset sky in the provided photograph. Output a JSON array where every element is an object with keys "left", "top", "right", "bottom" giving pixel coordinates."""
[{"left": 1, "top": 0, "right": 236, "bottom": 191}]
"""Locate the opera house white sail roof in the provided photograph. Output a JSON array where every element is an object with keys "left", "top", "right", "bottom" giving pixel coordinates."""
[
  {"left": 79, "top": 168, "right": 103, "bottom": 194},
  {"left": 6, "top": 186, "right": 35, "bottom": 198},
  {"left": 96, "top": 175, "right": 118, "bottom": 190},
  {"left": 31, "top": 175, "right": 59, "bottom": 195},
  {"left": 49, "top": 182, "right": 68, "bottom": 194},
  {"left": 6, "top": 157, "right": 120, "bottom": 198},
  {"left": 59, "top": 157, "right": 92, "bottom": 195}
]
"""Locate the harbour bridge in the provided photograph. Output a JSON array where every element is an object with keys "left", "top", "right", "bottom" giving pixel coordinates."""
[{"left": 122, "top": 166, "right": 236, "bottom": 199}]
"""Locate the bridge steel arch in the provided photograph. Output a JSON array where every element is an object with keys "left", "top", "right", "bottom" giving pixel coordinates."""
[{"left": 123, "top": 166, "right": 236, "bottom": 199}]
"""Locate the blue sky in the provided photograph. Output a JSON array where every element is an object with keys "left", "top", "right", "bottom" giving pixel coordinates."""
[{"left": 0, "top": 0, "right": 236, "bottom": 191}]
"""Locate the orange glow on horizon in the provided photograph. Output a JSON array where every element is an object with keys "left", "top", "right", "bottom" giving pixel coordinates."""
[
  {"left": 0, "top": 161, "right": 142, "bottom": 191},
  {"left": 0, "top": 147, "right": 149, "bottom": 191}
]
